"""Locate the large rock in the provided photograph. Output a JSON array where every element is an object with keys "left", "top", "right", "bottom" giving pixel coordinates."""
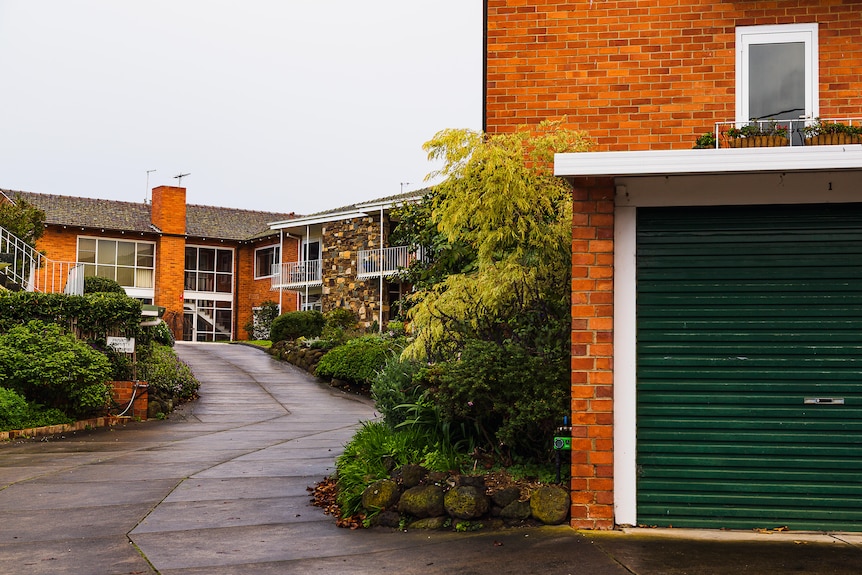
[
  {"left": 361, "top": 479, "right": 400, "bottom": 511},
  {"left": 444, "top": 485, "right": 489, "bottom": 520},
  {"left": 491, "top": 486, "right": 522, "bottom": 508},
  {"left": 408, "top": 516, "right": 448, "bottom": 530},
  {"left": 500, "top": 499, "right": 532, "bottom": 520},
  {"left": 398, "top": 485, "right": 444, "bottom": 518},
  {"left": 393, "top": 464, "right": 428, "bottom": 488},
  {"left": 530, "top": 485, "right": 571, "bottom": 525}
]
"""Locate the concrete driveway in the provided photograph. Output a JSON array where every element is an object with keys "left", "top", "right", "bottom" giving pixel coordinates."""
[{"left": 1, "top": 342, "right": 860, "bottom": 575}]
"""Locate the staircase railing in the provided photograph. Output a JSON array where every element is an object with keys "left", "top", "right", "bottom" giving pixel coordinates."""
[{"left": 0, "top": 226, "right": 84, "bottom": 295}]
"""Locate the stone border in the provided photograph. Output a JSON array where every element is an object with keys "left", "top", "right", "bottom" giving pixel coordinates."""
[{"left": 0, "top": 416, "right": 130, "bottom": 441}]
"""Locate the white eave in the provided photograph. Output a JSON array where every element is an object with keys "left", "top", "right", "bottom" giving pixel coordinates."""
[{"left": 555, "top": 145, "right": 862, "bottom": 178}]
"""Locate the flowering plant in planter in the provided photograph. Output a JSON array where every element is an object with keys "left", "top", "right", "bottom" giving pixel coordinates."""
[
  {"left": 803, "top": 119, "right": 862, "bottom": 145},
  {"left": 725, "top": 120, "right": 789, "bottom": 147}
]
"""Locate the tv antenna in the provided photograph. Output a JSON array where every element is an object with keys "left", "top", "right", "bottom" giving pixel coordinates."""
[
  {"left": 174, "top": 172, "right": 191, "bottom": 186},
  {"left": 145, "top": 169, "right": 156, "bottom": 203},
  {"left": 400, "top": 182, "right": 411, "bottom": 193}
]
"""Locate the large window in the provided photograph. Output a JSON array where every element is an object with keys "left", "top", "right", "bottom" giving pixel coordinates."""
[
  {"left": 77, "top": 237, "right": 155, "bottom": 288},
  {"left": 185, "top": 246, "right": 233, "bottom": 293},
  {"left": 254, "top": 245, "right": 280, "bottom": 279},
  {"left": 736, "top": 24, "right": 819, "bottom": 123}
]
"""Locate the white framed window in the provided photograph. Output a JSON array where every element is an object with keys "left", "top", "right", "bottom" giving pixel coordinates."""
[
  {"left": 184, "top": 245, "right": 234, "bottom": 294},
  {"left": 77, "top": 237, "right": 155, "bottom": 289},
  {"left": 302, "top": 239, "right": 320, "bottom": 262},
  {"left": 254, "top": 244, "right": 280, "bottom": 279},
  {"left": 736, "top": 24, "right": 819, "bottom": 123}
]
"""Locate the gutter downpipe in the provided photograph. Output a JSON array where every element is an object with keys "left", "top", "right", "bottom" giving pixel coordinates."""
[
  {"left": 278, "top": 229, "right": 284, "bottom": 315},
  {"left": 305, "top": 224, "right": 310, "bottom": 312},
  {"left": 379, "top": 207, "right": 384, "bottom": 332}
]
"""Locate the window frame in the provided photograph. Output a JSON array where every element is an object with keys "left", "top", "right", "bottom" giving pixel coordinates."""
[
  {"left": 76, "top": 236, "right": 156, "bottom": 291},
  {"left": 254, "top": 244, "right": 281, "bottom": 279},
  {"left": 735, "top": 23, "right": 819, "bottom": 124}
]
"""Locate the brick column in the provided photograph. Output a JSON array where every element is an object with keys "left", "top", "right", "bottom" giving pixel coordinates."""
[
  {"left": 151, "top": 186, "right": 187, "bottom": 341},
  {"left": 570, "top": 177, "right": 616, "bottom": 529}
]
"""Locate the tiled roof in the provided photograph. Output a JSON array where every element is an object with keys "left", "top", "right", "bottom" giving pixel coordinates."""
[{"left": 2, "top": 189, "right": 297, "bottom": 242}]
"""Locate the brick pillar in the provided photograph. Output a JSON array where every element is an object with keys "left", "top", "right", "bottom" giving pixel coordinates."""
[
  {"left": 570, "top": 177, "right": 616, "bottom": 529},
  {"left": 151, "top": 186, "right": 187, "bottom": 340}
]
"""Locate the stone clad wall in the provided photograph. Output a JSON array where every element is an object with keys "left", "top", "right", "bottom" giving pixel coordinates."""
[{"left": 320, "top": 215, "right": 390, "bottom": 327}]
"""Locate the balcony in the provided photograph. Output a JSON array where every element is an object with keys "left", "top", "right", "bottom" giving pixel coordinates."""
[
  {"left": 698, "top": 118, "right": 862, "bottom": 149},
  {"left": 357, "top": 245, "right": 421, "bottom": 279},
  {"left": 1, "top": 226, "right": 84, "bottom": 295},
  {"left": 271, "top": 260, "right": 322, "bottom": 290}
]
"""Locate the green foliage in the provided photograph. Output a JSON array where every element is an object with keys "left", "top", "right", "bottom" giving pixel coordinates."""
[
  {"left": 0, "top": 291, "right": 142, "bottom": 338},
  {"left": 404, "top": 120, "right": 587, "bottom": 361},
  {"left": 371, "top": 355, "right": 427, "bottom": 428},
  {"left": 0, "top": 321, "right": 112, "bottom": 418},
  {"left": 336, "top": 420, "right": 467, "bottom": 518},
  {"left": 0, "top": 198, "right": 45, "bottom": 247},
  {"left": 315, "top": 335, "right": 403, "bottom": 385},
  {"left": 324, "top": 307, "right": 358, "bottom": 330},
  {"left": 803, "top": 118, "right": 862, "bottom": 137},
  {"left": 727, "top": 120, "right": 788, "bottom": 139},
  {"left": 0, "top": 387, "right": 74, "bottom": 431},
  {"left": 138, "top": 343, "right": 200, "bottom": 404},
  {"left": 693, "top": 132, "right": 717, "bottom": 149},
  {"left": 270, "top": 310, "right": 325, "bottom": 342},
  {"left": 83, "top": 276, "right": 126, "bottom": 294},
  {"left": 150, "top": 320, "right": 175, "bottom": 347},
  {"left": 435, "top": 339, "right": 569, "bottom": 462},
  {"left": 244, "top": 300, "right": 280, "bottom": 340}
]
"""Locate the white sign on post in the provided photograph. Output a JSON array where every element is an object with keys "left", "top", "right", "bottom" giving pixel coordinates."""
[{"left": 107, "top": 336, "right": 135, "bottom": 354}]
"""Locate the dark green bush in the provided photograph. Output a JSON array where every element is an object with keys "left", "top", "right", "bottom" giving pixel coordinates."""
[
  {"left": 138, "top": 343, "right": 200, "bottom": 404},
  {"left": 83, "top": 276, "right": 126, "bottom": 294},
  {"left": 434, "top": 339, "right": 569, "bottom": 462},
  {"left": 0, "top": 321, "right": 112, "bottom": 418},
  {"left": 0, "top": 291, "right": 142, "bottom": 338},
  {"left": 150, "top": 320, "right": 175, "bottom": 346},
  {"left": 315, "top": 335, "right": 404, "bottom": 385},
  {"left": 0, "top": 387, "right": 73, "bottom": 431},
  {"left": 371, "top": 356, "right": 426, "bottom": 428},
  {"left": 270, "top": 310, "right": 325, "bottom": 342},
  {"left": 324, "top": 307, "right": 358, "bottom": 330}
]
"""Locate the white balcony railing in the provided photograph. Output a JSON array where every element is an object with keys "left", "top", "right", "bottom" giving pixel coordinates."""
[
  {"left": 357, "top": 245, "right": 421, "bottom": 279},
  {"left": 1, "top": 225, "right": 84, "bottom": 295},
  {"left": 271, "top": 259, "right": 322, "bottom": 290}
]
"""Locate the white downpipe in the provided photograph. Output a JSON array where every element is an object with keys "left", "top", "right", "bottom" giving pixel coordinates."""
[
  {"left": 304, "top": 224, "right": 310, "bottom": 311},
  {"left": 379, "top": 207, "right": 384, "bottom": 332},
  {"left": 278, "top": 230, "right": 284, "bottom": 315}
]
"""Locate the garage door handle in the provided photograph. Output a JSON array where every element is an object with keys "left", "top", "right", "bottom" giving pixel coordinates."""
[{"left": 803, "top": 397, "right": 845, "bottom": 405}]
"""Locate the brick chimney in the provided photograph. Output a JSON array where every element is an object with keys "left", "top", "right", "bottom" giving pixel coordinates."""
[{"left": 151, "top": 186, "right": 187, "bottom": 340}]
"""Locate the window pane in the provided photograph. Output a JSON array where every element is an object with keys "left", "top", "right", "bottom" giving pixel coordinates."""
[
  {"left": 216, "top": 273, "right": 231, "bottom": 293},
  {"left": 116, "top": 266, "right": 135, "bottom": 286},
  {"left": 306, "top": 241, "right": 320, "bottom": 261},
  {"left": 137, "top": 269, "right": 154, "bottom": 288},
  {"left": 137, "top": 243, "right": 154, "bottom": 267},
  {"left": 198, "top": 248, "right": 215, "bottom": 271},
  {"left": 184, "top": 271, "right": 196, "bottom": 290},
  {"left": 749, "top": 42, "right": 805, "bottom": 120},
  {"left": 197, "top": 272, "right": 214, "bottom": 291},
  {"left": 97, "top": 240, "right": 116, "bottom": 265},
  {"left": 185, "top": 247, "right": 197, "bottom": 270},
  {"left": 116, "top": 241, "right": 135, "bottom": 266},
  {"left": 78, "top": 238, "right": 96, "bottom": 263},
  {"left": 216, "top": 249, "right": 232, "bottom": 273},
  {"left": 96, "top": 265, "right": 115, "bottom": 280}
]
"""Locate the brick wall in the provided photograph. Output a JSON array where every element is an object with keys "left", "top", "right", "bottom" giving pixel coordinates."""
[
  {"left": 486, "top": 0, "right": 862, "bottom": 150},
  {"left": 110, "top": 380, "right": 148, "bottom": 420},
  {"left": 235, "top": 236, "right": 299, "bottom": 338}
]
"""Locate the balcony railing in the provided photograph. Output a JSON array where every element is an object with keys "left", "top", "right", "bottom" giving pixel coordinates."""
[
  {"left": 706, "top": 118, "right": 862, "bottom": 148},
  {"left": 1, "top": 225, "right": 84, "bottom": 295},
  {"left": 357, "top": 245, "right": 421, "bottom": 279},
  {"left": 271, "top": 259, "right": 322, "bottom": 290}
]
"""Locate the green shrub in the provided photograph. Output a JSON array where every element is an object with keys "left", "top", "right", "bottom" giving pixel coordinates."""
[
  {"left": 83, "top": 276, "right": 126, "bottom": 294},
  {"left": 270, "top": 310, "right": 325, "bottom": 342},
  {"left": 0, "top": 321, "right": 112, "bottom": 418},
  {"left": 434, "top": 339, "right": 569, "bottom": 462},
  {"left": 324, "top": 307, "right": 358, "bottom": 330},
  {"left": 0, "top": 291, "right": 142, "bottom": 338},
  {"left": 0, "top": 387, "right": 73, "bottom": 431},
  {"left": 138, "top": 343, "right": 200, "bottom": 404},
  {"left": 150, "top": 320, "right": 175, "bottom": 347},
  {"left": 315, "top": 335, "right": 403, "bottom": 385},
  {"left": 336, "top": 421, "right": 466, "bottom": 519},
  {"left": 371, "top": 356, "right": 426, "bottom": 428}
]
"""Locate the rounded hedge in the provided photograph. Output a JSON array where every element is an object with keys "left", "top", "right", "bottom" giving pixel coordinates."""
[{"left": 270, "top": 310, "right": 325, "bottom": 342}]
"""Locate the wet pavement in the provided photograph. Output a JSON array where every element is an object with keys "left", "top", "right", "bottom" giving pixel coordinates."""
[{"left": 1, "top": 342, "right": 860, "bottom": 574}]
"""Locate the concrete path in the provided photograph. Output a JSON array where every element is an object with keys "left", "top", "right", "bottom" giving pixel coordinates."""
[{"left": 1, "top": 342, "right": 861, "bottom": 575}]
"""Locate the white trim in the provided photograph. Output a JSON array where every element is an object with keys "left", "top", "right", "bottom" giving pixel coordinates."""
[
  {"left": 269, "top": 211, "right": 369, "bottom": 229},
  {"left": 736, "top": 23, "right": 819, "bottom": 123},
  {"left": 613, "top": 206, "right": 638, "bottom": 526},
  {"left": 253, "top": 243, "right": 280, "bottom": 279},
  {"left": 555, "top": 146, "right": 862, "bottom": 178}
]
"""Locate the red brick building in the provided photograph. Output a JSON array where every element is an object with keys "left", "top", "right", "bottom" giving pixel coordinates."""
[
  {"left": 486, "top": 2, "right": 862, "bottom": 530},
  {"left": 2, "top": 186, "right": 298, "bottom": 342}
]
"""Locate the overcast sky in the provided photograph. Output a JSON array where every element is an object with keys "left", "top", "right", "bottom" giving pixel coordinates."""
[{"left": 0, "top": 1, "right": 482, "bottom": 215}]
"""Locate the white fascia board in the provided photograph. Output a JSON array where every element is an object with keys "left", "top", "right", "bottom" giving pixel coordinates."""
[
  {"left": 555, "top": 145, "right": 862, "bottom": 178},
  {"left": 268, "top": 211, "right": 370, "bottom": 231},
  {"left": 355, "top": 194, "right": 423, "bottom": 212}
]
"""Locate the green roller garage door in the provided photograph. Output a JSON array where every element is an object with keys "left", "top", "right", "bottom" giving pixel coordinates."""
[{"left": 637, "top": 204, "right": 862, "bottom": 531}]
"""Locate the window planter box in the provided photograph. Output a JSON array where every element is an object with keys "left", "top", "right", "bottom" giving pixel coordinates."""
[
  {"left": 804, "top": 133, "right": 862, "bottom": 146},
  {"left": 727, "top": 135, "right": 789, "bottom": 148}
]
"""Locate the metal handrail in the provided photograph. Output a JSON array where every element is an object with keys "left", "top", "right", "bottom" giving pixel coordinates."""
[
  {"left": 271, "top": 259, "right": 322, "bottom": 289},
  {"left": 357, "top": 245, "right": 422, "bottom": 279},
  {"left": 0, "top": 226, "right": 83, "bottom": 295},
  {"left": 711, "top": 118, "right": 862, "bottom": 148}
]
